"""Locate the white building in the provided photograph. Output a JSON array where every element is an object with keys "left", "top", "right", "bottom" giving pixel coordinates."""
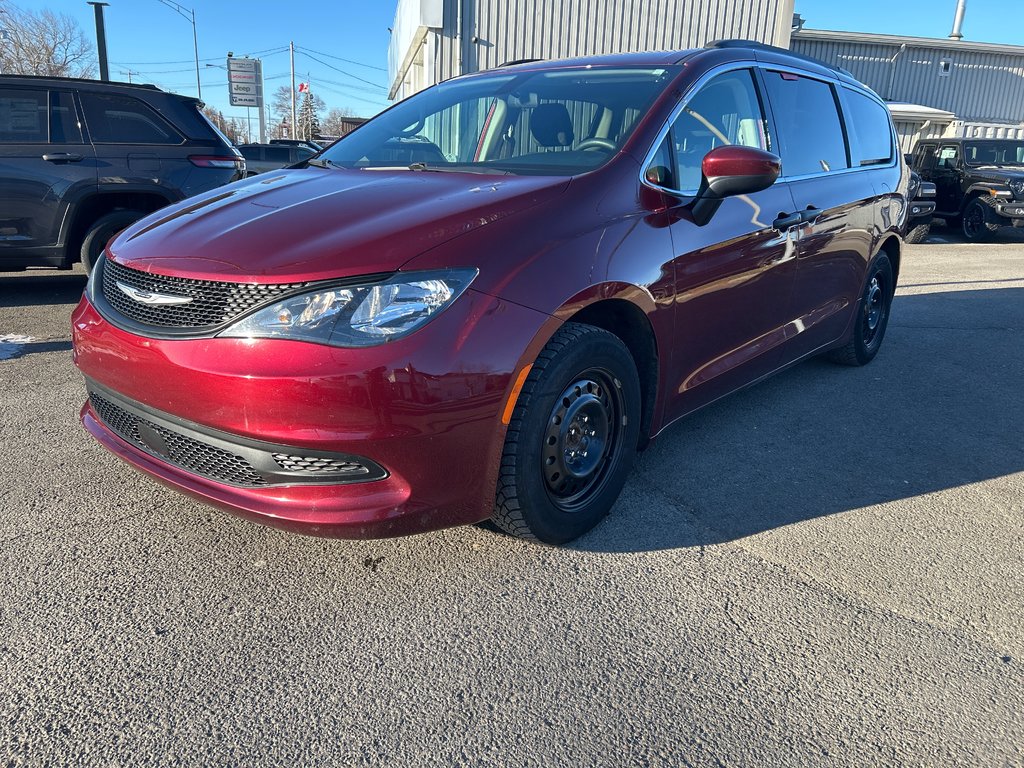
[{"left": 388, "top": 0, "right": 796, "bottom": 101}]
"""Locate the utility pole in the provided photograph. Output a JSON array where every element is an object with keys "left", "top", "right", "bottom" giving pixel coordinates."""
[
  {"left": 258, "top": 59, "right": 267, "bottom": 143},
  {"left": 86, "top": 2, "right": 110, "bottom": 81},
  {"left": 119, "top": 68, "right": 140, "bottom": 83},
  {"left": 290, "top": 41, "right": 297, "bottom": 140}
]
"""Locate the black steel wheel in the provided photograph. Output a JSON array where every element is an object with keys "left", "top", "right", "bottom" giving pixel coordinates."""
[
  {"left": 492, "top": 323, "right": 642, "bottom": 544},
  {"left": 829, "top": 253, "right": 894, "bottom": 367}
]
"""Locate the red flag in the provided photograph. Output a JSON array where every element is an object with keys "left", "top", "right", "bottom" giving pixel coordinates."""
[{"left": 298, "top": 82, "right": 309, "bottom": 93}]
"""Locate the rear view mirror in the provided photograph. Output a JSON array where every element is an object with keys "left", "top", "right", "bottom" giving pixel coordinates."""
[{"left": 691, "top": 145, "right": 782, "bottom": 225}]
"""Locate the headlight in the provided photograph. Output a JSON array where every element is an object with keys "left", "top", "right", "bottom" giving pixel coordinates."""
[
  {"left": 1009, "top": 178, "right": 1024, "bottom": 200},
  {"left": 218, "top": 268, "right": 478, "bottom": 347},
  {"left": 908, "top": 174, "right": 921, "bottom": 199}
]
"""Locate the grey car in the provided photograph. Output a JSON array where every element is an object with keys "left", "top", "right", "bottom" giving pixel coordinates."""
[
  {"left": 238, "top": 143, "right": 316, "bottom": 175},
  {"left": 0, "top": 75, "right": 245, "bottom": 272}
]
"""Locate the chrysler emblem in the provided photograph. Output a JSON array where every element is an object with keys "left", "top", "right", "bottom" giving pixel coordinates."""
[{"left": 116, "top": 281, "right": 193, "bottom": 306}]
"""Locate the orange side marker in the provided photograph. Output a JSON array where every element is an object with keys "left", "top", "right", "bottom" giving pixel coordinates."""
[{"left": 501, "top": 364, "right": 533, "bottom": 425}]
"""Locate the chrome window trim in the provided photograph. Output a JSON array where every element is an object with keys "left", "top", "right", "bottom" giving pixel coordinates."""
[{"left": 638, "top": 59, "right": 899, "bottom": 197}]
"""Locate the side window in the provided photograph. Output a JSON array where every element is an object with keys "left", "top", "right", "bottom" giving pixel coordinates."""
[
  {"left": 80, "top": 93, "right": 181, "bottom": 144},
  {"left": 937, "top": 145, "right": 959, "bottom": 169},
  {"left": 915, "top": 143, "right": 936, "bottom": 170},
  {"left": 0, "top": 88, "right": 48, "bottom": 143},
  {"left": 263, "top": 146, "right": 291, "bottom": 163},
  {"left": 239, "top": 146, "right": 261, "bottom": 161},
  {"left": 843, "top": 88, "right": 893, "bottom": 166},
  {"left": 296, "top": 147, "right": 315, "bottom": 160},
  {"left": 50, "top": 92, "right": 83, "bottom": 144},
  {"left": 647, "top": 69, "right": 768, "bottom": 192},
  {"left": 763, "top": 71, "right": 849, "bottom": 176}
]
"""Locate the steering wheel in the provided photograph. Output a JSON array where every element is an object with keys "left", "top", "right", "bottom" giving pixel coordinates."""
[{"left": 576, "top": 137, "right": 618, "bottom": 152}]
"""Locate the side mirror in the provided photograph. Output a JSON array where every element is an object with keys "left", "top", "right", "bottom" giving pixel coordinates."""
[{"left": 691, "top": 145, "right": 782, "bottom": 226}]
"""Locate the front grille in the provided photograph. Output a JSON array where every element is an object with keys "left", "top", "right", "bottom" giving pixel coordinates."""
[
  {"left": 90, "top": 392, "right": 268, "bottom": 487},
  {"left": 272, "top": 453, "right": 370, "bottom": 476},
  {"left": 101, "top": 258, "right": 309, "bottom": 330}
]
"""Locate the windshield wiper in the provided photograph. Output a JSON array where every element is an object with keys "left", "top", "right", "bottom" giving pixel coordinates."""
[
  {"left": 307, "top": 158, "right": 339, "bottom": 169},
  {"left": 407, "top": 161, "right": 515, "bottom": 175}
]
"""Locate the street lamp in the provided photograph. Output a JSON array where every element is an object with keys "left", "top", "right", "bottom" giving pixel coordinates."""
[{"left": 155, "top": 0, "right": 200, "bottom": 99}]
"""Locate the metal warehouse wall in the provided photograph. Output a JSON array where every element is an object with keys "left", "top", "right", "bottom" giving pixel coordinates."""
[
  {"left": 792, "top": 33, "right": 1024, "bottom": 124},
  {"left": 420, "top": 0, "right": 794, "bottom": 97}
]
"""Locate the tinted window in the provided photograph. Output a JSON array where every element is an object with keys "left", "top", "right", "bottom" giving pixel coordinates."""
[
  {"left": 296, "top": 147, "right": 315, "bottom": 159},
  {"left": 50, "top": 91, "right": 83, "bottom": 144},
  {"left": 80, "top": 93, "right": 181, "bottom": 144},
  {"left": 915, "top": 143, "right": 936, "bottom": 170},
  {"left": 663, "top": 69, "right": 768, "bottom": 191},
  {"left": 0, "top": 88, "right": 47, "bottom": 143},
  {"left": 843, "top": 88, "right": 892, "bottom": 166},
  {"left": 239, "top": 146, "right": 262, "bottom": 160},
  {"left": 764, "top": 71, "right": 848, "bottom": 176},
  {"left": 263, "top": 146, "right": 291, "bottom": 162},
  {"left": 964, "top": 141, "right": 1024, "bottom": 166}
]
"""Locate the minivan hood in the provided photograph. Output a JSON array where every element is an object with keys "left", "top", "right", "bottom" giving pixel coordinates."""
[{"left": 108, "top": 168, "right": 571, "bottom": 281}]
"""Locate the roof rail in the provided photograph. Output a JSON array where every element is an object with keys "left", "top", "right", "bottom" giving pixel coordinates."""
[
  {"left": 704, "top": 39, "right": 857, "bottom": 81},
  {"left": 496, "top": 58, "right": 545, "bottom": 68},
  {"left": 0, "top": 73, "right": 163, "bottom": 90}
]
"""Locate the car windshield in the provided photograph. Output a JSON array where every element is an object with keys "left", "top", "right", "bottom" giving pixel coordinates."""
[
  {"left": 964, "top": 140, "right": 1024, "bottom": 166},
  {"left": 318, "top": 66, "right": 676, "bottom": 176}
]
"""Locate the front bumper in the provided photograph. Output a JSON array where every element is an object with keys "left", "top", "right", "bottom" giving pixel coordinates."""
[
  {"left": 72, "top": 288, "right": 553, "bottom": 538},
  {"left": 994, "top": 200, "right": 1024, "bottom": 224},
  {"left": 908, "top": 199, "right": 935, "bottom": 225}
]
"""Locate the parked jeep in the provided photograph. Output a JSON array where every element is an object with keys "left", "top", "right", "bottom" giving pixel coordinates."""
[
  {"left": 909, "top": 138, "right": 1024, "bottom": 242},
  {"left": 0, "top": 75, "right": 244, "bottom": 272}
]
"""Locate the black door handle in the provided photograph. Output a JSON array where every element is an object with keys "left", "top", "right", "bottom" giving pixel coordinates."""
[
  {"left": 42, "top": 152, "right": 84, "bottom": 163},
  {"left": 773, "top": 211, "right": 802, "bottom": 230}
]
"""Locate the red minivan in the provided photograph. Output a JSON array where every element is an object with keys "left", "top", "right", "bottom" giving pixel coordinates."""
[{"left": 73, "top": 41, "right": 907, "bottom": 544}]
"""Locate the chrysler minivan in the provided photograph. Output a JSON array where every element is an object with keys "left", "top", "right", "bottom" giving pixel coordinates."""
[{"left": 73, "top": 41, "right": 907, "bottom": 544}]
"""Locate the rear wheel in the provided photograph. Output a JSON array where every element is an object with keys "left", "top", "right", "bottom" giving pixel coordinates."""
[
  {"left": 829, "top": 253, "right": 894, "bottom": 367},
  {"left": 80, "top": 210, "right": 145, "bottom": 273},
  {"left": 492, "top": 323, "right": 642, "bottom": 545}
]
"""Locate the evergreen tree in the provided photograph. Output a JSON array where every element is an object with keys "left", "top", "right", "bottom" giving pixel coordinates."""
[{"left": 298, "top": 91, "right": 322, "bottom": 141}]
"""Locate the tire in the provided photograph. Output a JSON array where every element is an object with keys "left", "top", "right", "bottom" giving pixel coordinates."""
[
  {"left": 961, "top": 197, "right": 1000, "bottom": 243},
  {"left": 80, "top": 210, "right": 145, "bottom": 273},
  {"left": 491, "top": 322, "right": 642, "bottom": 544},
  {"left": 904, "top": 222, "right": 931, "bottom": 244},
  {"left": 829, "top": 253, "right": 894, "bottom": 367}
]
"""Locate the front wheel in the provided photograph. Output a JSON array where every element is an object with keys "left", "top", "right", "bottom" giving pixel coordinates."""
[
  {"left": 904, "top": 222, "right": 931, "bottom": 244},
  {"left": 492, "top": 323, "right": 642, "bottom": 545},
  {"left": 829, "top": 253, "right": 894, "bottom": 367},
  {"left": 962, "top": 198, "right": 999, "bottom": 243}
]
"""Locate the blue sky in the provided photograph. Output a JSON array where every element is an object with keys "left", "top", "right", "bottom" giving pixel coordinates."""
[{"left": 10, "top": 0, "right": 1019, "bottom": 122}]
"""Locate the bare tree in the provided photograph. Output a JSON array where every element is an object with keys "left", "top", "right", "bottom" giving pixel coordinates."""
[
  {"left": 0, "top": 1, "right": 96, "bottom": 78},
  {"left": 321, "top": 107, "right": 356, "bottom": 137},
  {"left": 271, "top": 84, "right": 325, "bottom": 136}
]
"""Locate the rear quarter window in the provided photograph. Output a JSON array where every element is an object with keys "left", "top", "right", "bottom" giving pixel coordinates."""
[
  {"left": 763, "top": 71, "right": 849, "bottom": 177},
  {"left": 842, "top": 88, "right": 893, "bottom": 166},
  {"left": 80, "top": 92, "right": 182, "bottom": 144}
]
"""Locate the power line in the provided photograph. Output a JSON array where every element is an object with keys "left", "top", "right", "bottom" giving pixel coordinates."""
[
  {"left": 112, "top": 46, "right": 290, "bottom": 66},
  {"left": 296, "top": 46, "right": 387, "bottom": 72},
  {"left": 297, "top": 49, "right": 387, "bottom": 90}
]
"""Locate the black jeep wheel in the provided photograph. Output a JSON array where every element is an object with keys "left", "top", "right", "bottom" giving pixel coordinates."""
[
  {"left": 491, "top": 322, "right": 642, "bottom": 545},
  {"left": 80, "top": 210, "right": 145, "bottom": 273},
  {"left": 961, "top": 198, "right": 999, "bottom": 243},
  {"left": 829, "top": 253, "right": 894, "bottom": 367}
]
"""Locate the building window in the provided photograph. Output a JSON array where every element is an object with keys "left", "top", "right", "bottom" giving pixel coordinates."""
[{"left": 938, "top": 59, "right": 953, "bottom": 77}]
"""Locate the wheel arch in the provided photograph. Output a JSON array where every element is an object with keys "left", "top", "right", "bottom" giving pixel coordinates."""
[
  {"left": 878, "top": 234, "right": 902, "bottom": 286},
  {"left": 555, "top": 290, "right": 662, "bottom": 448},
  {"left": 66, "top": 191, "right": 174, "bottom": 265}
]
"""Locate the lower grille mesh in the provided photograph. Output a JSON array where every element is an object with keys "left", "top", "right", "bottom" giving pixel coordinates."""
[
  {"left": 272, "top": 453, "right": 369, "bottom": 475},
  {"left": 90, "top": 393, "right": 268, "bottom": 487}
]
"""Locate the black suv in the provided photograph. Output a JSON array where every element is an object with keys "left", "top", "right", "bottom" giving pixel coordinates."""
[
  {"left": 910, "top": 137, "right": 1024, "bottom": 242},
  {"left": 0, "top": 75, "right": 244, "bottom": 271}
]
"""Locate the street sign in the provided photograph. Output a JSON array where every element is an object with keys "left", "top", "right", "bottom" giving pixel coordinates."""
[{"left": 226, "top": 57, "right": 263, "bottom": 108}]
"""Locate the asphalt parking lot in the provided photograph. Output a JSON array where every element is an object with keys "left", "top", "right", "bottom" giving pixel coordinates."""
[{"left": 1, "top": 225, "right": 1022, "bottom": 767}]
